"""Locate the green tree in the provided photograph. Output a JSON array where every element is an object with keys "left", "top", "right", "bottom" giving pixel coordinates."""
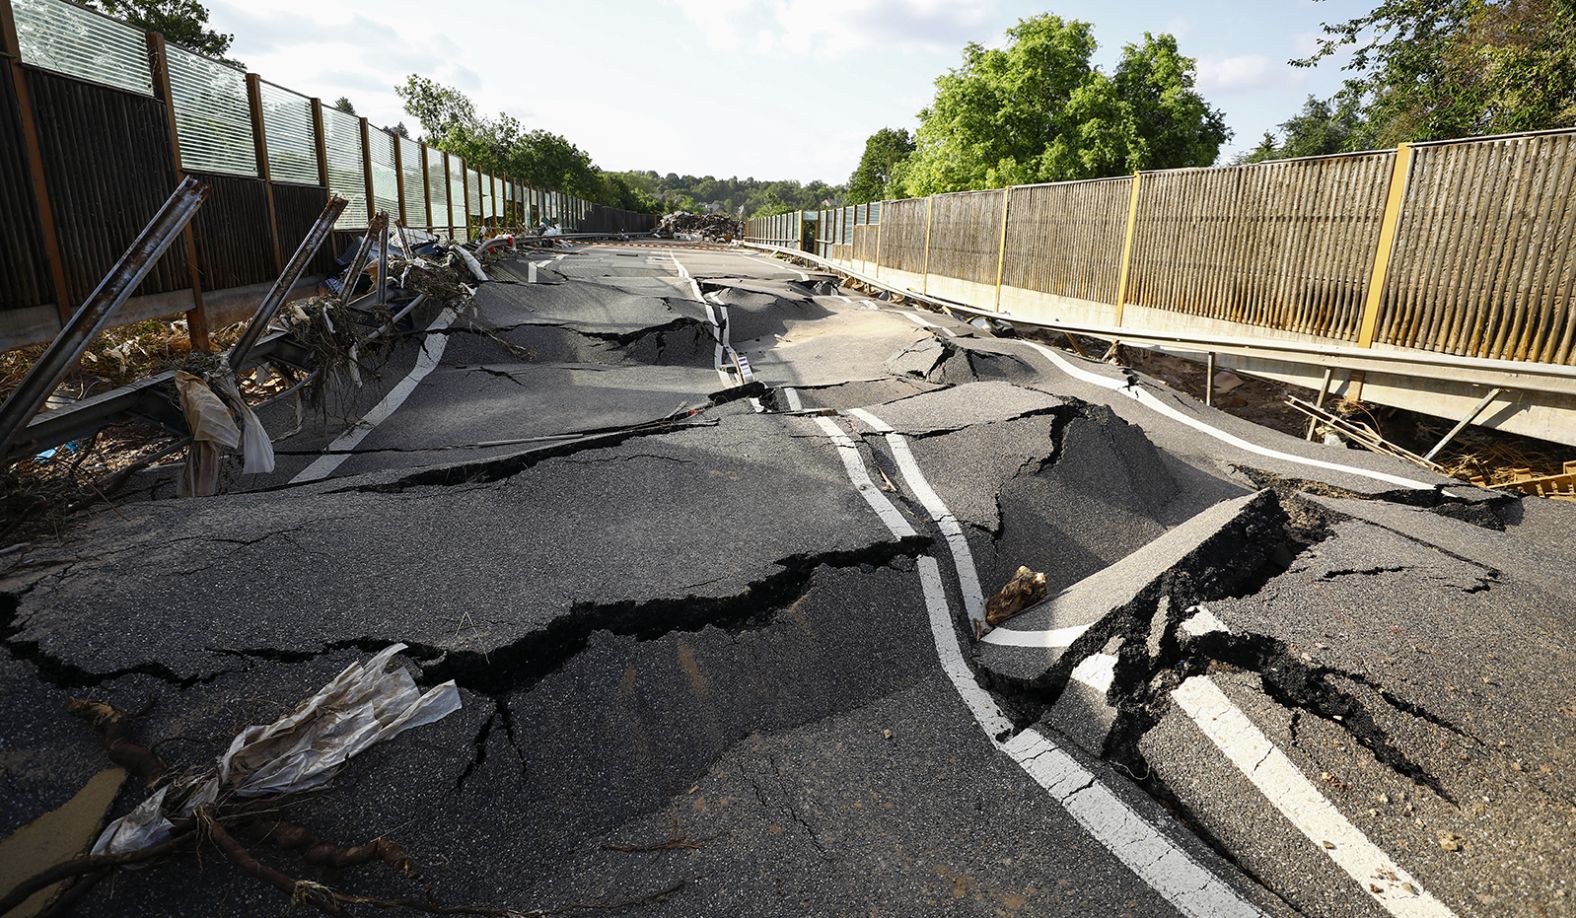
[
  {"left": 83, "top": 0, "right": 234, "bottom": 60},
  {"left": 1297, "top": 0, "right": 1576, "bottom": 144},
  {"left": 847, "top": 128, "right": 914, "bottom": 203},
  {"left": 1238, "top": 95, "right": 1367, "bottom": 163},
  {"left": 332, "top": 97, "right": 357, "bottom": 116},
  {"left": 895, "top": 15, "right": 1227, "bottom": 196},
  {"left": 396, "top": 75, "right": 654, "bottom": 212}
]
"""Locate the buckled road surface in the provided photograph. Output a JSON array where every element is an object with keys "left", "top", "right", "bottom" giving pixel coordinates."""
[{"left": 4, "top": 243, "right": 1572, "bottom": 917}]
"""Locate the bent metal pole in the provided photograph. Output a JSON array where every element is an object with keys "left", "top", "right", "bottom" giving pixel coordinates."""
[
  {"left": 0, "top": 176, "right": 209, "bottom": 461},
  {"left": 229, "top": 195, "right": 349, "bottom": 370}
]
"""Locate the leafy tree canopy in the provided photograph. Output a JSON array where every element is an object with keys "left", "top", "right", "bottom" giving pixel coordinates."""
[
  {"left": 396, "top": 75, "right": 658, "bottom": 212},
  {"left": 83, "top": 0, "right": 234, "bottom": 61},
  {"left": 847, "top": 128, "right": 914, "bottom": 203},
  {"left": 607, "top": 172, "right": 844, "bottom": 218},
  {"left": 1236, "top": 95, "right": 1366, "bottom": 163},
  {"left": 1294, "top": 0, "right": 1576, "bottom": 147},
  {"left": 892, "top": 15, "right": 1228, "bottom": 197}
]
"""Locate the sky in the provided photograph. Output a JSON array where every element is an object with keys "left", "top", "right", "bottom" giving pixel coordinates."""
[{"left": 206, "top": 0, "right": 1373, "bottom": 185}]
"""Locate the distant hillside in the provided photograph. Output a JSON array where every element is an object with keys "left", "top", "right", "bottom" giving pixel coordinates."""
[{"left": 610, "top": 171, "right": 845, "bottom": 218}]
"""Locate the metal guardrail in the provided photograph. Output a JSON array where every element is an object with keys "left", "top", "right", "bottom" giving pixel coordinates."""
[{"left": 743, "top": 242, "right": 1576, "bottom": 400}]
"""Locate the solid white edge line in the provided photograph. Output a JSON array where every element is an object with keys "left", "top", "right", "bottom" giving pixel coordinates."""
[
  {"left": 290, "top": 307, "right": 458, "bottom": 484},
  {"left": 811, "top": 416, "right": 916, "bottom": 538},
  {"left": 1172, "top": 678, "right": 1453, "bottom": 918},
  {"left": 1019, "top": 341, "right": 1432, "bottom": 490},
  {"left": 846, "top": 407, "right": 985, "bottom": 623},
  {"left": 811, "top": 415, "right": 1262, "bottom": 918}
]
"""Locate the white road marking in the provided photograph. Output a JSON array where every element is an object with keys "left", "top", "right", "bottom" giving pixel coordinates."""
[
  {"left": 290, "top": 307, "right": 458, "bottom": 484},
  {"left": 846, "top": 407, "right": 985, "bottom": 623},
  {"left": 1020, "top": 341, "right": 1432, "bottom": 490},
  {"left": 812, "top": 416, "right": 915, "bottom": 538},
  {"left": 903, "top": 310, "right": 958, "bottom": 337},
  {"left": 1172, "top": 678, "right": 1453, "bottom": 917},
  {"left": 1069, "top": 652, "right": 1118, "bottom": 693},
  {"left": 783, "top": 386, "right": 803, "bottom": 411},
  {"left": 527, "top": 261, "right": 538, "bottom": 284},
  {"left": 811, "top": 414, "right": 1262, "bottom": 918},
  {"left": 982, "top": 622, "right": 1091, "bottom": 648}
]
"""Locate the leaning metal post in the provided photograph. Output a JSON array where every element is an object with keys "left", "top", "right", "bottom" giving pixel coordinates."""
[
  {"left": 0, "top": 176, "right": 208, "bottom": 461},
  {"left": 376, "top": 220, "right": 390, "bottom": 307},
  {"left": 229, "top": 195, "right": 348, "bottom": 371},
  {"left": 338, "top": 212, "right": 388, "bottom": 309}
]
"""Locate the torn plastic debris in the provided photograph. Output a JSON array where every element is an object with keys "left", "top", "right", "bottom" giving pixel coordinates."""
[{"left": 91, "top": 644, "right": 461, "bottom": 856}]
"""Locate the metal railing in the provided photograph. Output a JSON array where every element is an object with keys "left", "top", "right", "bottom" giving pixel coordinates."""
[
  {"left": 745, "top": 129, "right": 1576, "bottom": 446},
  {"left": 0, "top": 0, "right": 656, "bottom": 353}
]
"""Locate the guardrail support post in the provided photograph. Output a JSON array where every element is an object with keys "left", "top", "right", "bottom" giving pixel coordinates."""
[
  {"left": 994, "top": 186, "right": 1013, "bottom": 312},
  {"left": 1114, "top": 172, "right": 1143, "bottom": 327},
  {"left": 0, "top": 177, "right": 207, "bottom": 459},
  {"left": 1, "top": 0, "right": 73, "bottom": 326},
  {"left": 147, "top": 32, "right": 211, "bottom": 351},
  {"left": 921, "top": 195, "right": 935, "bottom": 295}
]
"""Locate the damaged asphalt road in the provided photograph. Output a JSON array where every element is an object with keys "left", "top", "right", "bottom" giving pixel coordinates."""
[{"left": 1, "top": 243, "right": 1572, "bottom": 917}]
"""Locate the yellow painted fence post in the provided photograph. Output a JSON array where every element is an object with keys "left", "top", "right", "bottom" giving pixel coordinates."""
[
  {"left": 1357, "top": 143, "right": 1414, "bottom": 349},
  {"left": 921, "top": 195, "right": 935, "bottom": 295},
  {"left": 1114, "top": 172, "right": 1143, "bottom": 327},
  {"left": 993, "top": 185, "right": 1013, "bottom": 312}
]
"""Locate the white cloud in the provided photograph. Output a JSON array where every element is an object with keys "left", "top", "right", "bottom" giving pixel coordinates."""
[
  {"left": 672, "top": 0, "right": 998, "bottom": 57},
  {"left": 1196, "top": 54, "right": 1305, "bottom": 94}
]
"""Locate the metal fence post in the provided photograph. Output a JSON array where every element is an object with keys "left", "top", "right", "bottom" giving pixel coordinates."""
[
  {"left": 391, "top": 128, "right": 406, "bottom": 227},
  {"left": 358, "top": 116, "right": 375, "bottom": 225},
  {"left": 1114, "top": 172, "right": 1144, "bottom": 327},
  {"left": 874, "top": 202, "right": 884, "bottom": 279},
  {"left": 309, "top": 98, "right": 329, "bottom": 188},
  {"left": 1357, "top": 143, "right": 1414, "bottom": 349},
  {"left": 1, "top": 0, "right": 72, "bottom": 326},
  {"left": 146, "top": 32, "right": 210, "bottom": 351},
  {"left": 460, "top": 159, "right": 471, "bottom": 241},
  {"left": 245, "top": 74, "right": 284, "bottom": 277},
  {"left": 994, "top": 186, "right": 1013, "bottom": 312},
  {"left": 921, "top": 195, "right": 935, "bottom": 295},
  {"left": 419, "top": 142, "right": 432, "bottom": 231},
  {"left": 442, "top": 153, "right": 455, "bottom": 240}
]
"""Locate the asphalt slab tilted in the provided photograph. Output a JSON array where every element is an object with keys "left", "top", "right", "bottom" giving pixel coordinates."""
[{"left": 2, "top": 243, "right": 1572, "bottom": 917}]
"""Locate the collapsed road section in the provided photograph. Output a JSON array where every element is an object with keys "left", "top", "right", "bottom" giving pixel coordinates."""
[{"left": 2, "top": 242, "right": 1573, "bottom": 917}]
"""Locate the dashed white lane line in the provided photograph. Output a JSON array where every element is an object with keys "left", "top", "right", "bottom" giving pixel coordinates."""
[
  {"left": 290, "top": 307, "right": 458, "bottom": 484},
  {"left": 1020, "top": 341, "right": 1432, "bottom": 490},
  {"left": 846, "top": 407, "right": 985, "bottom": 623},
  {"left": 527, "top": 261, "right": 538, "bottom": 284},
  {"left": 811, "top": 414, "right": 1262, "bottom": 918},
  {"left": 782, "top": 386, "right": 803, "bottom": 411},
  {"left": 1172, "top": 679, "right": 1452, "bottom": 917}
]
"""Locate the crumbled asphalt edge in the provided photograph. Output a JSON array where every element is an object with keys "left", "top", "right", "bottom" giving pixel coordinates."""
[
  {"left": 843, "top": 392, "right": 1502, "bottom": 888},
  {"left": 1235, "top": 465, "right": 1518, "bottom": 531}
]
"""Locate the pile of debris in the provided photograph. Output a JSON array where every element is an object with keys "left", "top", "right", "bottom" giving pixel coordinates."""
[{"left": 653, "top": 211, "right": 741, "bottom": 242}]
